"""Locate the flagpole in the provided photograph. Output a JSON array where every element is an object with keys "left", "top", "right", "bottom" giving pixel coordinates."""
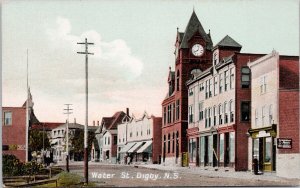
[{"left": 25, "top": 49, "right": 29, "bottom": 162}]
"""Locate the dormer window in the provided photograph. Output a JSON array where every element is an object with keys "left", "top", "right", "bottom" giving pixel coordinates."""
[{"left": 213, "top": 50, "right": 219, "bottom": 65}]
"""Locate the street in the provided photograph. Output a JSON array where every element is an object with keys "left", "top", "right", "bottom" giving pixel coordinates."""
[{"left": 57, "top": 162, "right": 300, "bottom": 187}]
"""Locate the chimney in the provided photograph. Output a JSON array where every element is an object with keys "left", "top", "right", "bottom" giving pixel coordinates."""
[
  {"left": 74, "top": 118, "right": 76, "bottom": 124},
  {"left": 93, "top": 121, "right": 95, "bottom": 126},
  {"left": 97, "top": 121, "right": 99, "bottom": 126},
  {"left": 126, "top": 108, "right": 129, "bottom": 117}
]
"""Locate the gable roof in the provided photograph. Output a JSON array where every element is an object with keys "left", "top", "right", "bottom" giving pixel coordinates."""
[
  {"left": 31, "top": 122, "right": 63, "bottom": 131},
  {"left": 214, "top": 35, "right": 242, "bottom": 49},
  {"left": 180, "top": 11, "right": 213, "bottom": 50},
  {"left": 99, "top": 111, "right": 127, "bottom": 132}
]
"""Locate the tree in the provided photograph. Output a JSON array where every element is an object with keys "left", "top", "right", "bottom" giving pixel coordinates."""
[
  {"left": 29, "top": 129, "right": 50, "bottom": 152},
  {"left": 70, "top": 129, "right": 95, "bottom": 161}
]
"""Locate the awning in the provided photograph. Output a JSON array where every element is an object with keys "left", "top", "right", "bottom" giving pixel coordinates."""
[
  {"left": 128, "top": 142, "right": 144, "bottom": 153},
  {"left": 137, "top": 140, "right": 152, "bottom": 153},
  {"left": 119, "top": 142, "right": 136, "bottom": 153}
]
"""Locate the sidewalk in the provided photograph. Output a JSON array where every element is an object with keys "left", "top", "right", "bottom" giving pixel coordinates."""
[{"left": 137, "top": 164, "right": 298, "bottom": 182}]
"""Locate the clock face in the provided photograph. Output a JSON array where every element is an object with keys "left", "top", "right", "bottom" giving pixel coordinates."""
[{"left": 192, "top": 44, "right": 204, "bottom": 57}]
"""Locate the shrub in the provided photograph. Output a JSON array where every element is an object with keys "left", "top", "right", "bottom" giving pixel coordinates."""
[{"left": 3, "top": 154, "right": 43, "bottom": 176}]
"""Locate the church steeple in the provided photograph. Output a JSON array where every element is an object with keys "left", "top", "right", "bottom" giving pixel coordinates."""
[{"left": 180, "top": 11, "right": 213, "bottom": 50}]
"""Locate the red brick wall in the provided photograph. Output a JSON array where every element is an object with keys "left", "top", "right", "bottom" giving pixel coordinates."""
[
  {"left": 2, "top": 107, "right": 26, "bottom": 162},
  {"left": 152, "top": 117, "right": 162, "bottom": 163},
  {"left": 279, "top": 56, "right": 299, "bottom": 90},
  {"left": 234, "top": 53, "right": 264, "bottom": 171},
  {"left": 279, "top": 90, "right": 299, "bottom": 154}
]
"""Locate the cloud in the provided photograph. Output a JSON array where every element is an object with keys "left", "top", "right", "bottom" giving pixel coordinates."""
[{"left": 46, "top": 17, "right": 143, "bottom": 80}]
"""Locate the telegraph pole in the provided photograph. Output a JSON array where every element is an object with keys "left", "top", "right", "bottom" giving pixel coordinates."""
[
  {"left": 64, "top": 104, "right": 73, "bottom": 172},
  {"left": 25, "top": 49, "right": 29, "bottom": 162},
  {"left": 77, "top": 38, "right": 94, "bottom": 184}
]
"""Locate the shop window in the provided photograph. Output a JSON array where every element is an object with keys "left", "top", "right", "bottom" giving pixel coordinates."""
[
  {"left": 241, "top": 101, "right": 250, "bottom": 121},
  {"left": 189, "top": 138, "right": 196, "bottom": 163},
  {"left": 241, "top": 67, "right": 251, "bottom": 88}
]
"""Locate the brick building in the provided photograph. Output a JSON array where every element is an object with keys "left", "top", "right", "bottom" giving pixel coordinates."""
[
  {"left": 248, "top": 51, "right": 299, "bottom": 178},
  {"left": 161, "top": 10, "right": 213, "bottom": 166},
  {"left": 2, "top": 93, "right": 39, "bottom": 162},
  {"left": 186, "top": 31, "right": 265, "bottom": 170}
]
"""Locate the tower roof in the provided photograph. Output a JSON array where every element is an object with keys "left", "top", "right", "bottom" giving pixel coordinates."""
[
  {"left": 180, "top": 11, "right": 213, "bottom": 49},
  {"left": 215, "top": 35, "right": 242, "bottom": 49}
]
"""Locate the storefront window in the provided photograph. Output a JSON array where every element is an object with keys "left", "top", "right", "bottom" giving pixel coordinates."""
[
  {"left": 189, "top": 138, "right": 196, "bottom": 163},
  {"left": 200, "top": 137, "right": 204, "bottom": 163},
  {"left": 265, "top": 137, "right": 271, "bottom": 163},
  {"left": 219, "top": 134, "right": 224, "bottom": 162},
  {"left": 229, "top": 132, "right": 235, "bottom": 162}
]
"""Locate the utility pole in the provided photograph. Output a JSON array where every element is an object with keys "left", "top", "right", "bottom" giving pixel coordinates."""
[
  {"left": 64, "top": 104, "right": 73, "bottom": 172},
  {"left": 77, "top": 38, "right": 94, "bottom": 184}
]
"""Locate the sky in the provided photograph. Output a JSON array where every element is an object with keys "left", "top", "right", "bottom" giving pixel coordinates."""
[{"left": 2, "top": 0, "right": 299, "bottom": 125}]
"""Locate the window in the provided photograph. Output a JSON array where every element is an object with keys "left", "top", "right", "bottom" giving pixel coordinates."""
[
  {"left": 255, "top": 109, "right": 258, "bottom": 126},
  {"left": 241, "top": 101, "right": 250, "bottom": 121},
  {"left": 189, "top": 105, "right": 194, "bottom": 123},
  {"left": 108, "top": 137, "right": 110, "bottom": 145},
  {"left": 213, "top": 51, "right": 219, "bottom": 65},
  {"left": 205, "top": 80, "right": 209, "bottom": 98},
  {"left": 241, "top": 67, "right": 251, "bottom": 88},
  {"left": 213, "top": 106, "right": 217, "bottom": 126},
  {"left": 214, "top": 76, "right": 218, "bottom": 96},
  {"left": 208, "top": 108, "right": 211, "bottom": 127},
  {"left": 262, "top": 106, "right": 266, "bottom": 126},
  {"left": 176, "top": 100, "right": 180, "bottom": 120},
  {"left": 173, "top": 103, "right": 175, "bottom": 122},
  {"left": 218, "top": 104, "right": 223, "bottom": 125},
  {"left": 224, "top": 70, "right": 229, "bottom": 91},
  {"left": 163, "top": 107, "right": 166, "bottom": 125},
  {"left": 4, "top": 112, "right": 12, "bottom": 126},
  {"left": 105, "top": 137, "right": 107, "bottom": 145},
  {"left": 199, "top": 83, "right": 204, "bottom": 91},
  {"left": 260, "top": 76, "right": 267, "bottom": 94},
  {"left": 209, "top": 79, "right": 212, "bottom": 97},
  {"left": 224, "top": 102, "right": 228, "bottom": 123},
  {"left": 229, "top": 100, "right": 234, "bottom": 122},
  {"left": 176, "top": 70, "right": 180, "bottom": 91},
  {"left": 199, "top": 102, "right": 204, "bottom": 121},
  {"left": 189, "top": 88, "right": 193, "bottom": 96},
  {"left": 114, "top": 136, "right": 117, "bottom": 145},
  {"left": 230, "top": 68, "right": 234, "bottom": 89},
  {"left": 130, "top": 132, "right": 132, "bottom": 137},
  {"left": 54, "top": 131, "right": 56, "bottom": 136},
  {"left": 269, "top": 105, "right": 273, "bottom": 125},
  {"left": 219, "top": 73, "right": 223, "bottom": 93},
  {"left": 167, "top": 105, "right": 171, "bottom": 124},
  {"left": 204, "top": 108, "right": 208, "bottom": 127},
  {"left": 168, "top": 134, "right": 171, "bottom": 153},
  {"left": 136, "top": 131, "right": 138, "bottom": 136},
  {"left": 172, "top": 133, "right": 175, "bottom": 153},
  {"left": 141, "top": 131, "right": 143, "bottom": 136}
]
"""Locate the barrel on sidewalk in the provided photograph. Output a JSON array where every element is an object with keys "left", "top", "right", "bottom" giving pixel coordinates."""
[{"left": 252, "top": 158, "right": 259, "bottom": 175}]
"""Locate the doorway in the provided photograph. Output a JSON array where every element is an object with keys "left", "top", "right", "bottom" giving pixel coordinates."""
[
  {"left": 204, "top": 136, "right": 208, "bottom": 166},
  {"left": 224, "top": 133, "right": 229, "bottom": 167},
  {"left": 213, "top": 134, "right": 218, "bottom": 167}
]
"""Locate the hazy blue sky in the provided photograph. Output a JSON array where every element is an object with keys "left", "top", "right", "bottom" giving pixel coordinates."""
[{"left": 3, "top": 0, "right": 298, "bottom": 124}]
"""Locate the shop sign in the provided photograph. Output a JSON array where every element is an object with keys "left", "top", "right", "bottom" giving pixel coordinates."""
[{"left": 277, "top": 138, "right": 292, "bottom": 149}]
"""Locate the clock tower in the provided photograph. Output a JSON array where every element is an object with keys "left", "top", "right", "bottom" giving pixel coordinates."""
[{"left": 162, "top": 10, "right": 213, "bottom": 166}]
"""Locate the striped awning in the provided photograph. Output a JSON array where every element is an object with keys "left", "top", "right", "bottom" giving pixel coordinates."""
[
  {"left": 137, "top": 140, "right": 152, "bottom": 153},
  {"left": 127, "top": 142, "right": 144, "bottom": 153},
  {"left": 119, "top": 142, "right": 136, "bottom": 153}
]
